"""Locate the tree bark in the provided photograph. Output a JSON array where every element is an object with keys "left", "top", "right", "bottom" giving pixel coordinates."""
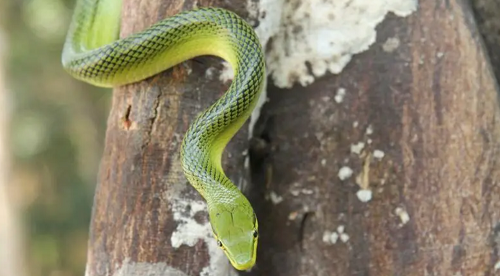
[
  {"left": 470, "top": 0, "right": 500, "bottom": 82},
  {"left": 249, "top": 0, "right": 500, "bottom": 275},
  {"left": 85, "top": 0, "right": 252, "bottom": 275}
]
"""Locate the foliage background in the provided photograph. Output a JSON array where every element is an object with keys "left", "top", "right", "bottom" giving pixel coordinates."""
[{"left": 3, "top": 0, "right": 109, "bottom": 275}]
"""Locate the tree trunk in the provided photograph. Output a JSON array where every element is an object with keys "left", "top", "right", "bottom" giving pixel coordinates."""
[
  {"left": 249, "top": 0, "right": 500, "bottom": 275},
  {"left": 87, "top": 0, "right": 500, "bottom": 275},
  {"left": 85, "top": 0, "right": 252, "bottom": 275}
]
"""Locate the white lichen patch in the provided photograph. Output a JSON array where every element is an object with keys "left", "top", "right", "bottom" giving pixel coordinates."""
[
  {"left": 355, "top": 153, "right": 371, "bottom": 193},
  {"left": 334, "top": 87, "right": 346, "bottom": 103},
  {"left": 113, "top": 259, "right": 188, "bottom": 276},
  {"left": 244, "top": 155, "right": 250, "bottom": 169},
  {"left": 244, "top": 0, "right": 417, "bottom": 155},
  {"left": 184, "top": 64, "right": 193, "bottom": 75},
  {"left": 219, "top": 61, "right": 234, "bottom": 83},
  {"left": 495, "top": 260, "right": 500, "bottom": 271},
  {"left": 330, "top": 232, "right": 339, "bottom": 244},
  {"left": 419, "top": 55, "right": 425, "bottom": 65},
  {"left": 288, "top": 211, "right": 299, "bottom": 220},
  {"left": 168, "top": 195, "right": 230, "bottom": 275},
  {"left": 338, "top": 166, "right": 353, "bottom": 180},
  {"left": 170, "top": 200, "right": 207, "bottom": 247},
  {"left": 269, "top": 191, "right": 284, "bottom": 204},
  {"left": 205, "top": 67, "right": 217, "bottom": 79},
  {"left": 373, "top": 149, "right": 385, "bottom": 159},
  {"left": 248, "top": 0, "right": 417, "bottom": 88},
  {"left": 336, "top": 225, "right": 345, "bottom": 234},
  {"left": 322, "top": 230, "right": 339, "bottom": 244},
  {"left": 350, "top": 142, "right": 365, "bottom": 155},
  {"left": 366, "top": 125, "right": 374, "bottom": 135},
  {"left": 356, "top": 189, "right": 373, "bottom": 202},
  {"left": 340, "top": 233, "right": 350, "bottom": 243},
  {"left": 395, "top": 207, "right": 410, "bottom": 226},
  {"left": 323, "top": 225, "right": 350, "bottom": 245},
  {"left": 382, "top": 37, "right": 400, "bottom": 52},
  {"left": 322, "top": 231, "right": 332, "bottom": 243},
  {"left": 301, "top": 188, "right": 314, "bottom": 195}
]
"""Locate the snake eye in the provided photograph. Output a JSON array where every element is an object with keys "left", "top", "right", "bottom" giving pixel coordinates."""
[
  {"left": 217, "top": 240, "right": 223, "bottom": 247},
  {"left": 253, "top": 230, "right": 258, "bottom": 238}
]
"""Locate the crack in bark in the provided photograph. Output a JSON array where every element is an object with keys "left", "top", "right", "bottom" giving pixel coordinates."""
[
  {"left": 122, "top": 104, "right": 132, "bottom": 130},
  {"left": 299, "top": 211, "right": 315, "bottom": 252},
  {"left": 142, "top": 91, "right": 161, "bottom": 150}
]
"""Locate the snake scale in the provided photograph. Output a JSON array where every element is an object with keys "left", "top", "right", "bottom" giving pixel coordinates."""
[{"left": 62, "top": 0, "right": 265, "bottom": 270}]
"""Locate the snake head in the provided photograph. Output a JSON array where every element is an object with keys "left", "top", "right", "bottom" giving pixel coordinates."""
[{"left": 208, "top": 197, "right": 258, "bottom": 270}]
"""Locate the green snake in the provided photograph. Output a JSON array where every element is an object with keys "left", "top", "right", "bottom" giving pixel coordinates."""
[{"left": 62, "top": 0, "right": 265, "bottom": 271}]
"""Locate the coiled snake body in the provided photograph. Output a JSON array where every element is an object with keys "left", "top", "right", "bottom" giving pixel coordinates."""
[{"left": 62, "top": 0, "right": 264, "bottom": 270}]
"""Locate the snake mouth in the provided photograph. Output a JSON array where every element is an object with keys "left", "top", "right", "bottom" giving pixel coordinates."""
[
  {"left": 224, "top": 235, "right": 258, "bottom": 271},
  {"left": 228, "top": 252, "right": 256, "bottom": 271}
]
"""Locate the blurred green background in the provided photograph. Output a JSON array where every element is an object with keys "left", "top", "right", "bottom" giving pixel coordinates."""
[{"left": 2, "top": 0, "right": 110, "bottom": 275}]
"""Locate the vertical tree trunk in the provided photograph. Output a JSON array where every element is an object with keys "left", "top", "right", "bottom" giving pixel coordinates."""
[
  {"left": 249, "top": 0, "right": 500, "bottom": 275},
  {"left": 85, "top": 0, "right": 252, "bottom": 275}
]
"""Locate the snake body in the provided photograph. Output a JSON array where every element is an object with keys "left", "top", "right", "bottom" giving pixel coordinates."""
[{"left": 62, "top": 0, "right": 264, "bottom": 270}]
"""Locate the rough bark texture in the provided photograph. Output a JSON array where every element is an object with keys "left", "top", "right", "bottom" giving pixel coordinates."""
[
  {"left": 249, "top": 0, "right": 500, "bottom": 275},
  {"left": 86, "top": 0, "right": 251, "bottom": 275},
  {"left": 470, "top": 0, "right": 500, "bottom": 82}
]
